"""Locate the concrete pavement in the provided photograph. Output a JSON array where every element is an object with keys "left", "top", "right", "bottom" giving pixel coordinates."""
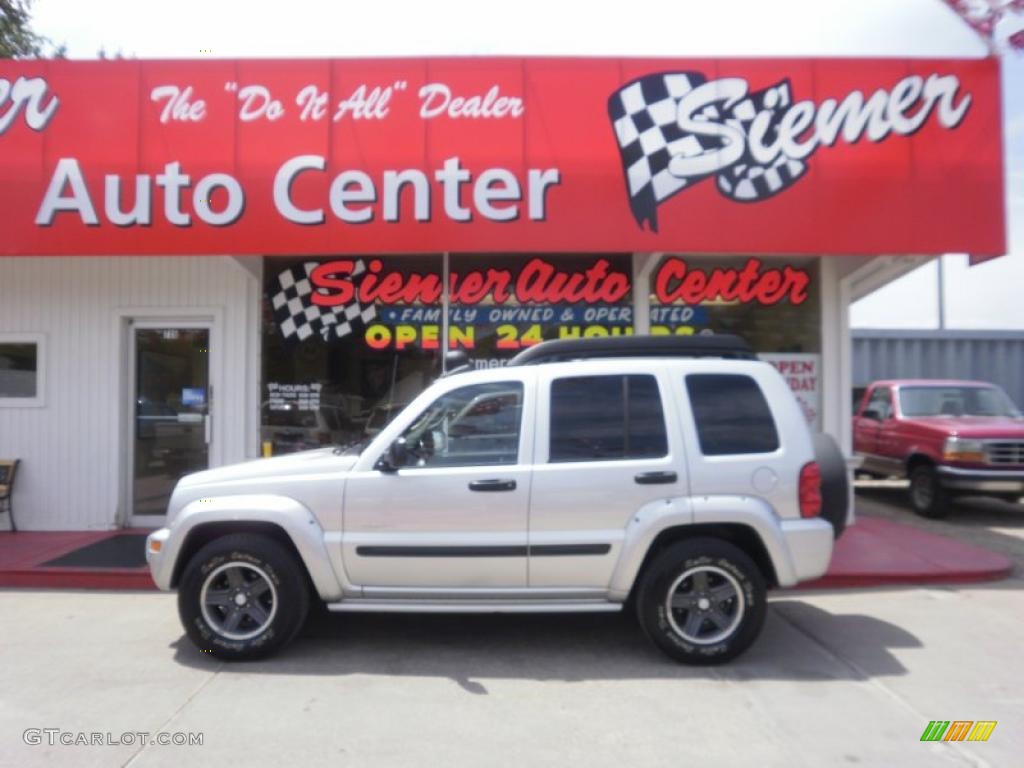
[{"left": 0, "top": 581, "right": 1020, "bottom": 768}]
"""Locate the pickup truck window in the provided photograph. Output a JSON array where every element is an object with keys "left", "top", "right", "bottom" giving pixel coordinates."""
[
  {"left": 864, "top": 387, "right": 893, "bottom": 420},
  {"left": 686, "top": 374, "right": 780, "bottom": 456},
  {"left": 398, "top": 381, "right": 524, "bottom": 467},
  {"left": 898, "top": 386, "right": 1021, "bottom": 418},
  {"left": 549, "top": 374, "right": 668, "bottom": 462}
]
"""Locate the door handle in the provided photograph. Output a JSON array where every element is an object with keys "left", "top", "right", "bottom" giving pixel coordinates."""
[
  {"left": 468, "top": 479, "right": 517, "bottom": 492},
  {"left": 634, "top": 471, "right": 678, "bottom": 485}
]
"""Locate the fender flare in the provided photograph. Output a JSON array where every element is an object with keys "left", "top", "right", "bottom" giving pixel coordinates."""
[
  {"left": 608, "top": 495, "right": 804, "bottom": 597},
  {"left": 157, "top": 494, "right": 345, "bottom": 601}
]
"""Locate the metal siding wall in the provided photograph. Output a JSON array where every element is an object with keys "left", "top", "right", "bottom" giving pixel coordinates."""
[
  {"left": 853, "top": 332, "right": 1024, "bottom": 409},
  {"left": 0, "top": 257, "right": 258, "bottom": 530}
]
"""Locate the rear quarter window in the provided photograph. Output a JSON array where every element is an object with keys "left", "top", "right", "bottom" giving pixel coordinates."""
[{"left": 686, "top": 373, "right": 780, "bottom": 456}]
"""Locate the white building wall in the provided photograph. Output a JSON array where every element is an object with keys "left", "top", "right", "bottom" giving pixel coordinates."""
[{"left": 0, "top": 256, "right": 260, "bottom": 530}]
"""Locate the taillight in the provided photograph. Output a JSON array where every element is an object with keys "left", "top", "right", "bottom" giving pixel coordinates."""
[{"left": 799, "top": 461, "right": 822, "bottom": 518}]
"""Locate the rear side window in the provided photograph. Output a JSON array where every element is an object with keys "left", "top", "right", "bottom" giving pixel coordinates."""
[
  {"left": 686, "top": 374, "right": 779, "bottom": 456},
  {"left": 550, "top": 374, "right": 668, "bottom": 462}
]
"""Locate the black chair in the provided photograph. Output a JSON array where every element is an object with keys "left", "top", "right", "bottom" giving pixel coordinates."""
[{"left": 0, "top": 459, "right": 19, "bottom": 532}]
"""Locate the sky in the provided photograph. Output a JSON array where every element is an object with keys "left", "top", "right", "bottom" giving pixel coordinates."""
[{"left": 28, "top": 0, "right": 1024, "bottom": 329}]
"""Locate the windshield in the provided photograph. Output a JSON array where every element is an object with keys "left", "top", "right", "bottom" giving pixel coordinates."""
[{"left": 898, "top": 386, "right": 1022, "bottom": 418}]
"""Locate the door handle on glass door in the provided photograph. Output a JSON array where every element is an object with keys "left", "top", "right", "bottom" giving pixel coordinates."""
[
  {"left": 468, "top": 479, "right": 517, "bottom": 492},
  {"left": 634, "top": 471, "right": 677, "bottom": 485}
]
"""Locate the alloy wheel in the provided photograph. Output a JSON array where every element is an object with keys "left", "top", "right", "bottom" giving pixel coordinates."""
[
  {"left": 200, "top": 562, "right": 279, "bottom": 641},
  {"left": 664, "top": 565, "right": 745, "bottom": 645}
]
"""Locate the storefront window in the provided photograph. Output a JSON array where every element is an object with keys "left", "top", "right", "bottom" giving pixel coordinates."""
[
  {"left": 446, "top": 253, "right": 633, "bottom": 367},
  {"left": 260, "top": 253, "right": 821, "bottom": 453},
  {"left": 261, "top": 253, "right": 634, "bottom": 453},
  {"left": 650, "top": 255, "right": 820, "bottom": 353},
  {"left": 261, "top": 256, "right": 442, "bottom": 454},
  {"left": 650, "top": 255, "right": 822, "bottom": 428}
]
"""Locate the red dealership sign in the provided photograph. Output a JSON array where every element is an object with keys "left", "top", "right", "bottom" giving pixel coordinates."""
[{"left": 0, "top": 57, "right": 1005, "bottom": 256}]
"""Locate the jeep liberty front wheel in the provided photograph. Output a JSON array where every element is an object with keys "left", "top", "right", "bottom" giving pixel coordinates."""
[
  {"left": 636, "top": 538, "right": 767, "bottom": 664},
  {"left": 178, "top": 533, "right": 310, "bottom": 660}
]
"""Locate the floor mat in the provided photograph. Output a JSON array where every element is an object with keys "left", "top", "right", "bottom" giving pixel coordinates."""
[{"left": 41, "top": 534, "right": 149, "bottom": 569}]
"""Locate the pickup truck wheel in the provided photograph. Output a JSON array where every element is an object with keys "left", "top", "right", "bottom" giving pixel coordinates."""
[
  {"left": 636, "top": 538, "right": 766, "bottom": 665},
  {"left": 177, "top": 533, "right": 310, "bottom": 660},
  {"left": 909, "top": 465, "right": 950, "bottom": 519}
]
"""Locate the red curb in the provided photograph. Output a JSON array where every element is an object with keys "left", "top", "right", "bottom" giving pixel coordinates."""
[
  {"left": 798, "top": 516, "right": 1015, "bottom": 589},
  {"left": 0, "top": 531, "right": 157, "bottom": 590},
  {"left": 0, "top": 569, "right": 155, "bottom": 590}
]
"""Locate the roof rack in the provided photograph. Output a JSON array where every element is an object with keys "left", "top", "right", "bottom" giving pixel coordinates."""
[{"left": 507, "top": 335, "right": 755, "bottom": 366}]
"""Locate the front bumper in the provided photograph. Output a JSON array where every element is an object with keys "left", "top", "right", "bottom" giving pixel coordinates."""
[
  {"left": 145, "top": 528, "right": 173, "bottom": 591},
  {"left": 936, "top": 465, "right": 1024, "bottom": 494}
]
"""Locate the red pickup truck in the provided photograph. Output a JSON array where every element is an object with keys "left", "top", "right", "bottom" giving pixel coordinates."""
[{"left": 853, "top": 380, "right": 1024, "bottom": 517}]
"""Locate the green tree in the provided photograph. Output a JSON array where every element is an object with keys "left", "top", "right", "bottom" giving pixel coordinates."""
[{"left": 1, "top": 0, "right": 64, "bottom": 58}]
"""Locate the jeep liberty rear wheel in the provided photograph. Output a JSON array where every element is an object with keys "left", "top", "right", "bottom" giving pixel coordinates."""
[
  {"left": 910, "top": 464, "right": 950, "bottom": 519},
  {"left": 636, "top": 538, "right": 767, "bottom": 664},
  {"left": 178, "top": 533, "right": 310, "bottom": 660}
]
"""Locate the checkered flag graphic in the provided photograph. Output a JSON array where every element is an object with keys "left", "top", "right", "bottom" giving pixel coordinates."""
[
  {"left": 270, "top": 260, "right": 377, "bottom": 342},
  {"left": 608, "top": 72, "right": 809, "bottom": 230},
  {"left": 712, "top": 81, "right": 808, "bottom": 204}
]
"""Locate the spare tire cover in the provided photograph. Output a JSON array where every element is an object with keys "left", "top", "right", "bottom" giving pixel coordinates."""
[{"left": 812, "top": 433, "right": 850, "bottom": 539}]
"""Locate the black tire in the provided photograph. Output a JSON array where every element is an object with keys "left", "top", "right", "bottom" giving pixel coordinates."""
[
  {"left": 178, "top": 533, "right": 310, "bottom": 660},
  {"left": 636, "top": 538, "right": 767, "bottom": 665},
  {"left": 813, "top": 433, "right": 850, "bottom": 539},
  {"left": 909, "top": 464, "right": 950, "bottom": 519}
]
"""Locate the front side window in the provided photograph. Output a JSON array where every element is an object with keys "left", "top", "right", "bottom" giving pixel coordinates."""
[
  {"left": 686, "top": 374, "right": 779, "bottom": 456},
  {"left": 549, "top": 375, "right": 668, "bottom": 462},
  {"left": 397, "top": 381, "right": 523, "bottom": 467},
  {"left": 0, "top": 338, "right": 42, "bottom": 405},
  {"left": 898, "top": 386, "right": 1021, "bottom": 418},
  {"left": 866, "top": 387, "right": 893, "bottom": 420}
]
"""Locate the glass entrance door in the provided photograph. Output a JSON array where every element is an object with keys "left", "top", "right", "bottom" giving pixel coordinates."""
[{"left": 131, "top": 326, "right": 211, "bottom": 522}]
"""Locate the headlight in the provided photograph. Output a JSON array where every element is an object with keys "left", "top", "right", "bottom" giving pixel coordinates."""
[{"left": 943, "top": 437, "right": 986, "bottom": 462}]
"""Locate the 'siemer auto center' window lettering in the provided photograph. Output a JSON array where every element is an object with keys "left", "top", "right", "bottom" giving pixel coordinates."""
[
  {"left": 549, "top": 374, "right": 668, "bottom": 462},
  {"left": 398, "top": 381, "right": 523, "bottom": 468},
  {"left": 686, "top": 374, "right": 780, "bottom": 456}
]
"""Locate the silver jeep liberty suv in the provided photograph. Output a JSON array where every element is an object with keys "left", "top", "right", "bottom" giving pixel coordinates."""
[{"left": 147, "top": 335, "right": 849, "bottom": 664}]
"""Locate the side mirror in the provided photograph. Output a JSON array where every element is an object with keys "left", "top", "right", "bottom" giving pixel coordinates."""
[
  {"left": 376, "top": 437, "right": 409, "bottom": 473},
  {"left": 863, "top": 407, "right": 884, "bottom": 421}
]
